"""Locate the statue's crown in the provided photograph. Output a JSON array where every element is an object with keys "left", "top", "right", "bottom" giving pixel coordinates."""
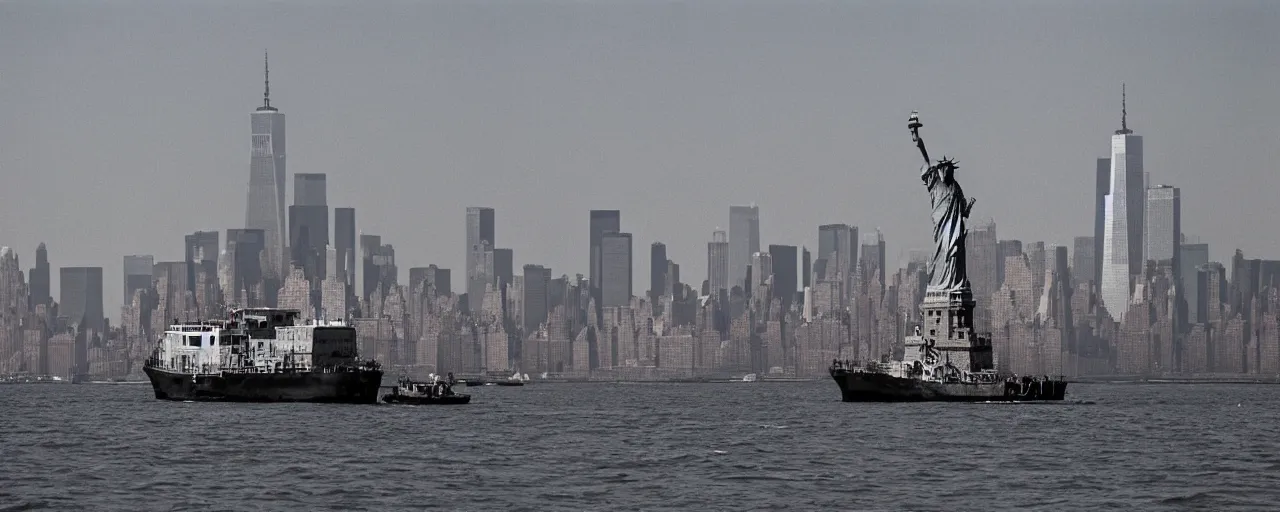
[{"left": 936, "top": 156, "right": 959, "bottom": 170}]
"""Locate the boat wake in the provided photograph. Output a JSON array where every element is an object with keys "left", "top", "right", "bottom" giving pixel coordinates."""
[{"left": 975, "top": 399, "right": 1095, "bottom": 405}]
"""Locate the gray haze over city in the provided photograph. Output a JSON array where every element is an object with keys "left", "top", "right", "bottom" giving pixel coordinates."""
[{"left": 2, "top": 0, "right": 1277, "bottom": 314}]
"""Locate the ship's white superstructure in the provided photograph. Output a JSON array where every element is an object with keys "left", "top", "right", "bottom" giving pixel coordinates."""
[{"left": 148, "top": 308, "right": 362, "bottom": 376}]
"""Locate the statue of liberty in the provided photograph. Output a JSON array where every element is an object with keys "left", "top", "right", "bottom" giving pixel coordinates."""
[{"left": 909, "top": 111, "right": 975, "bottom": 294}]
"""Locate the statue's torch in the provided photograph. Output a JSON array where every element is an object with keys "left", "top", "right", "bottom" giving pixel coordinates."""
[{"left": 908, "top": 110, "right": 929, "bottom": 164}]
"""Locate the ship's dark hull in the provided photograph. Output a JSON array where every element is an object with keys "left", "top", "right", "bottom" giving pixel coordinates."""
[
  {"left": 831, "top": 369, "right": 1067, "bottom": 402},
  {"left": 143, "top": 366, "right": 383, "bottom": 404},
  {"left": 382, "top": 394, "right": 471, "bottom": 405}
]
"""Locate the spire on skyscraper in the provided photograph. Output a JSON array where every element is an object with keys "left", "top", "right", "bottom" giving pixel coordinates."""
[
  {"left": 264, "top": 51, "right": 270, "bottom": 109},
  {"left": 1116, "top": 83, "right": 1132, "bottom": 135},
  {"left": 257, "top": 51, "right": 278, "bottom": 113}
]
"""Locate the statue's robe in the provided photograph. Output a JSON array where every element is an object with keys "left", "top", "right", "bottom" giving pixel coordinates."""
[{"left": 920, "top": 164, "right": 970, "bottom": 293}]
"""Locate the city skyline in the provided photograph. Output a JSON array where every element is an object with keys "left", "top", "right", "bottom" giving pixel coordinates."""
[
  {"left": 0, "top": 82, "right": 1258, "bottom": 316},
  {"left": 4, "top": 2, "right": 1279, "bottom": 314}
]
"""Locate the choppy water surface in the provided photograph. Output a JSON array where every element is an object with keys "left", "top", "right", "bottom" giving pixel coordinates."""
[{"left": 3, "top": 382, "right": 1280, "bottom": 511}]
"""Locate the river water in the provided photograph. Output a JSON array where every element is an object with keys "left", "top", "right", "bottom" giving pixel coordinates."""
[{"left": 2, "top": 381, "right": 1278, "bottom": 511}]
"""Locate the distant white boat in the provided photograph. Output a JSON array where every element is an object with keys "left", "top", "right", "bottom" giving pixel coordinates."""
[{"left": 742, "top": 373, "right": 758, "bottom": 382}]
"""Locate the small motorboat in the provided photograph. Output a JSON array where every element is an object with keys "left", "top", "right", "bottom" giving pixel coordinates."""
[
  {"left": 493, "top": 371, "right": 528, "bottom": 386},
  {"left": 382, "top": 377, "right": 471, "bottom": 405}
]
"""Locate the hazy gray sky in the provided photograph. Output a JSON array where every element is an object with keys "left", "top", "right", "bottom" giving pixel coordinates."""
[{"left": 2, "top": 0, "right": 1278, "bottom": 314}]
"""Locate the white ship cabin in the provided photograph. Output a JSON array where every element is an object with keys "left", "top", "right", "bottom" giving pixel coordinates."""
[{"left": 150, "top": 308, "right": 362, "bottom": 375}]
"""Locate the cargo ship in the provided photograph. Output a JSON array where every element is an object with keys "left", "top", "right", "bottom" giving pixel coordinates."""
[{"left": 143, "top": 308, "right": 383, "bottom": 403}]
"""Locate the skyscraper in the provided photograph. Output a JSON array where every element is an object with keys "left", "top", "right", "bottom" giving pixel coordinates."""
[
  {"left": 184, "top": 231, "right": 220, "bottom": 308},
  {"left": 123, "top": 255, "right": 154, "bottom": 303},
  {"left": 409, "top": 266, "right": 452, "bottom": 296},
  {"left": 817, "top": 224, "right": 857, "bottom": 283},
  {"left": 729, "top": 205, "right": 760, "bottom": 291},
  {"left": 245, "top": 53, "right": 287, "bottom": 283},
  {"left": 802, "top": 247, "right": 811, "bottom": 289},
  {"left": 152, "top": 261, "right": 189, "bottom": 321},
  {"left": 1072, "top": 236, "right": 1096, "bottom": 289},
  {"left": 650, "top": 242, "right": 667, "bottom": 303},
  {"left": 60, "top": 267, "right": 104, "bottom": 334},
  {"left": 334, "top": 207, "right": 356, "bottom": 289},
  {"left": 666, "top": 260, "right": 681, "bottom": 299},
  {"left": 408, "top": 267, "right": 431, "bottom": 291},
  {"left": 859, "top": 229, "right": 886, "bottom": 289},
  {"left": 997, "top": 240, "right": 1023, "bottom": 288},
  {"left": 493, "top": 248, "right": 514, "bottom": 290},
  {"left": 965, "top": 219, "right": 999, "bottom": 305},
  {"left": 600, "top": 231, "right": 633, "bottom": 308},
  {"left": 707, "top": 230, "right": 729, "bottom": 295},
  {"left": 751, "top": 251, "right": 773, "bottom": 288},
  {"left": 588, "top": 210, "right": 621, "bottom": 304},
  {"left": 0, "top": 248, "right": 21, "bottom": 316},
  {"left": 28, "top": 243, "right": 50, "bottom": 309},
  {"left": 1039, "top": 245, "right": 1073, "bottom": 330},
  {"left": 1144, "top": 185, "right": 1180, "bottom": 268},
  {"left": 1093, "top": 157, "right": 1110, "bottom": 288},
  {"left": 360, "top": 234, "right": 384, "bottom": 301},
  {"left": 1100, "top": 85, "right": 1145, "bottom": 320},
  {"left": 1180, "top": 240, "right": 1209, "bottom": 324},
  {"left": 522, "top": 264, "right": 552, "bottom": 334},
  {"left": 293, "top": 173, "right": 327, "bottom": 206},
  {"left": 225, "top": 228, "right": 265, "bottom": 305},
  {"left": 466, "top": 207, "right": 496, "bottom": 312},
  {"left": 768, "top": 244, "right": 798, "bottom": 309},
  {"left": 289, "top": 174, "right": 329, "bottom": 284},
  {"left": 1196, "top": 263, "right": 1227, "bottom": 324}
]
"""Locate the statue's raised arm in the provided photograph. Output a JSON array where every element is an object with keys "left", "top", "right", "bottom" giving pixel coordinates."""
[
  {"left": 908, "top": 110, "right": 929, "bottom": 164},
  {"left": 908, "top": 111, "right": 971, "bottom": 294}
]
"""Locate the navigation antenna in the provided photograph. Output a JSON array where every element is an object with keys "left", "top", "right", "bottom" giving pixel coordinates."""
[
  {"left": 263, "top": 51, "right": 271, "bottom": 109},
  {"left": 1116, "top": 83, "right": 1132, "bottom": 135}
]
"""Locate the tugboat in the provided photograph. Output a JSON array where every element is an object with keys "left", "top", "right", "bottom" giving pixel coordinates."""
[{"left": 382, "top": 376, "right": 471, "bottom": 405}]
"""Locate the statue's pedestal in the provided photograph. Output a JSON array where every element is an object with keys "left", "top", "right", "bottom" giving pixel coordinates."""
[{"left": 903, "top": 285, "right": 994, "bottom": 373}]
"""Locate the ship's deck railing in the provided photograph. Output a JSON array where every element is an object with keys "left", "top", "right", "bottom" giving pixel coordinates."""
[
  {"left": 217, "top": 360, "right": 382, "bottom": 375},
  {"left": 146, "top": 355, "right": 382, "bottom": 374},
  {"left": 828, "top": 360, "right": 869, "bottom": 372}
]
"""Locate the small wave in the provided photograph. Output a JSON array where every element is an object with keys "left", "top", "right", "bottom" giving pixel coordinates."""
[
  {"left": 0, "top": 501, "right": 51, "bottom": 512},
  {"left": 599, "top": 473, "right": 636, "bottom": 484},
  {"left": 1159, "top": 491, "right": 1224, "bottom": 505},
  {"left": 715, "top": 474, "right": 796, "bottom": 482}
]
